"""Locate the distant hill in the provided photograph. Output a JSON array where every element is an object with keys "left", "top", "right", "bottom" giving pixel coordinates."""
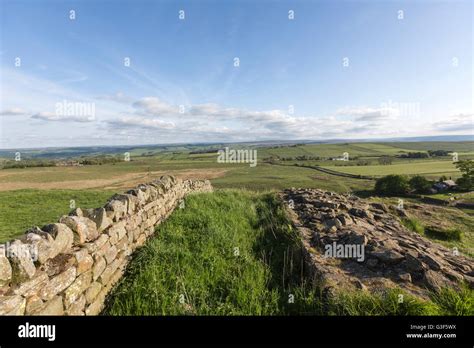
[{"left": 0, "top": 134, "right": 472, "bottom": 160}]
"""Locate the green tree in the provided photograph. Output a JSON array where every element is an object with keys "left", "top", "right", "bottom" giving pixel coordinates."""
[
  {"left": 455, "top": 160, "right": 474, "bottom": 191},
  {"left": 375, "top": 175, "right": 410, "bottom": 196},
  {"left": 378, "top": 156, "right": 393, "bottom": 165},
  {"left": 409, "top": 175, "right": 432, "bottom": 193}
]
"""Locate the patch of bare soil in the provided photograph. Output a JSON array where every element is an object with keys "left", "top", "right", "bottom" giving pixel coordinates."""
[
  {"left": 0, "top": 168, "right": 227, "bottom": 191},
  {"left": 101, "top": 169, "right": 227, "bottom": 191}
]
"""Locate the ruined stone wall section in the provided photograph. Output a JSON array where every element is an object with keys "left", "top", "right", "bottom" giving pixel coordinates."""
[{"left": 0, "top": 175, "right": 212, "bottom": 315}]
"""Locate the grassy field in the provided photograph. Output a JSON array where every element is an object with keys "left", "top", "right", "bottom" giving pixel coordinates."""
[
  {"left": 0, "top": 141, "right": 472, "bottom": 242},
  {"left": 1, "top": 142, "right": 471, "bottom": 190},
  {"left": 322, "top": 160, "right": 460, "bottom": 178},
  {"left": 0, "top": 189, "right": 116, "bottom": 242},
  {"left": 103, "top": 190, "right": 473, "bottom": 316}
]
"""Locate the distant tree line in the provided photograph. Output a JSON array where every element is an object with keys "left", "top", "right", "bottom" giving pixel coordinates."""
[
  {"left": 189, "top": 149, "right": 220, "bottom": 155},
  {"left": 397, "top": 150, "right": 451, "bottom": 159},
  {"left": 374, "top": 160, "right": 474, "bottom": 195},
  {"left": 1, "top": 159, "right": 56, "bottom": 169},
  {"left": 1, "top": 155, "right": 127, "bottom": 169},
  {"left": 78, "top": 155, "right": 123, "bottom": 165}
]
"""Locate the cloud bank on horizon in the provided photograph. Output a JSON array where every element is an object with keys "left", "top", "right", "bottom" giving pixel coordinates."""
[{"left": 0, "top": 0, "right": 472, "bottom": 148}]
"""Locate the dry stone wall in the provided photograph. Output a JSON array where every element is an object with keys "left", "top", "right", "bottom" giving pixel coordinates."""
[
  {"left": 282, "top": 188, "right": 474, "bottom": 300},
  {"left": 0, "top": 175, "right": 212, "bottom": 315}
]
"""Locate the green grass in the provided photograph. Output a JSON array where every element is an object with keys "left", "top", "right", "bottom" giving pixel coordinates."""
[
  {"left": 211, "top": 163, "right": 373, "bottom": 192},
  {"left": 401, "top": 218, "right": 425, "bottom": 234},
  {"left": 429, "top": 284, "right": 474, "bottom": 316},
  {"left": 0, "top": 189, "right": 116, "bottom": 242},
  {"left": 103, "top": 190, "right": 298, "bottom": 315},
  {"left": 390, "top": 141, "right": 474, "bottom": 153},
  {"left": 1, "top": 142, "right": 471, "bottom": 189},
  {"left": 425, "top": 226, "right": 463, "bottom": 241},
  {"left": 322, "top": 160, "right": 460, "bottom": 178},
  {"left": 402, "top": 217, "right": 464, "bottom": 243},
  {"left": 103, "top": 190, "right": 471, "bottom": 316}
]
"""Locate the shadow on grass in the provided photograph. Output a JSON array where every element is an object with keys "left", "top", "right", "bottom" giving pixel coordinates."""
[{"left": 252, "top": 193, "right": 325, "bottom": 315}]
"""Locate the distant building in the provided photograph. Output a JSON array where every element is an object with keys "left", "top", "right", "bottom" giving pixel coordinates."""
[{"left": 433, "top": 180, "right": 457, "bottom": 192}]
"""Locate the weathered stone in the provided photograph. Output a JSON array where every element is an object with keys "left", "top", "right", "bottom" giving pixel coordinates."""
[
  {"left": 394, "top": 207, "right": 408, "bottom": 218},
  {"left": 421, "top": 254, "right": 443, "bottom": 271},
  {"left": 115, "top": 236, "right": 128, "bottom": 251},
  {"left": 42, "top": 223, "right": 74, "bottom": 256},
  {"left": 99, "top": 259, "right": 120, "bottom": 285},
  {"left": 370, "top": 250, "right": 405, "bottom": 264},
  {"left": 104, "top": 200, "right": 127, "bottom": 222},
  {"left": 337, "top": 213, "right": 353, "bottom": 226},
  {"left": 42, "top": 253, "right": 75, "bottom": 277},
  {"left": 85, "top": 281, "right": 102, "bottom": 304},
  {"left": 83, "top": 208, "right": 113, "bottom": 233},
  {"left": 39, "top": 267, "right": 76, "bottom": 300},
  {"left": 108, "top": 230, "right": 119, "bottom": 245},
  {"left": 22, "top": 228, "right": 55, "bottom": 264},
  {"left": 0, "top": 295, "right": 26, "bottom": 315},
  {"left": 107, "top": 222, "right": 126, "bottom": 245},
  {"left": 370, "top": 202, "right": 388, "bottom": 213},
  {"left": 59, "top": 216, "right": 98, "bottom": 243},
  {"left": 345, "top": 232, "right": 368, "bottom": 246},
  {"left": 64, "top": 271, "right": 92, "bottom": 307},
  {"left": 443, "top": 269, "right": 464, "bottom": 282},
  {"left": 0, "top": 252, "right": 12, "bottom": 287},
  {"left": 74, "top": 248, "right": 93, "bottom": 274},
  {"left": 69, "top": 207, "right": 84, "bottom": 217},
  {"left": 135, "top": 233, "right": 147, "bottom": 247},
  {"left": 373, "top": 214, "right": 385, "bottom": 221},
  {"left": 93, "top": 240, "right": 111, "bottom": 259},
  {"left": 349, "top": 207, "right": 372, "bottom": 219},
  {"left": 84, "top": 234, "right": 109, "bottom": 254},
  {"left": 403, "top": 254, "right": 424, "bottom": 272},
  {"left": 92, "top": 256, "right": 106, "bottom": 281},
  {"left": 366, "top": 258, "right": 378, "bottom": 269},
  {"left": 463, "top": 275, "right": 474, "bottom": 288},
  {"left": 399, "top": 273, "right": 412, "bottom": 282},
  {"left": 104, "top": 245, "right": 118, "bottom": 264},
  {"left": 126, "top": 189, "right": 147, "bottom": 206},
  {"left": 25, "top": 295, "right": 44, "bottom": 314},
  {"left": 111, "top": 194, "right": 139, "bottom": 215},
  {"left": 325, "top": 218, "right": 342, "bottom": 230},
  {"left": 7, "top": 240, "right": 36, "bottom": 282},
  {"left": 108, "top": 267, "right": 125, "bottom": 287},
  {"left": 32, "top": 295, "right": 63, "bottom": 315},
  {"left": 66, "top": 294, "right": 86, "bottom": 315},
  {"left": 85, "top": 288, "right": 108, "bottom": 316},
  {"left": 12, "top": 272, "right": 49, "bottom": 296},
  {"left": 423, "top": 269, "right": 444, "bottom": 292}
]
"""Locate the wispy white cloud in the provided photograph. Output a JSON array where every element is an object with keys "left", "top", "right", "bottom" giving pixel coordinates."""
[
  {"left": 0, "top": 107, "right": 29, "bottom": 116},
  {"left": 335, "top": 106, "right": 399, "bottom": 121},
  {"left": 107, "top": 115, "right": 175, "bottom": 129},
  {"left": 96, "top": 92, "right": 133, "bottom": 104},
  {"left": 431, "top": 112, "right": 474, "bottom": 133},
  {"left": 31, "top": 112, "right": 95, "bottom": 123},
  {"left": 132, "top": 97, "right": 178, "bottom": 116}
]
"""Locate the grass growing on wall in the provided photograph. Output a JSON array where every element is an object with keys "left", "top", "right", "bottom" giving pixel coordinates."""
[
  {"left": 103, "top": 190, "right": 473, "bottom": 316},
  {"left": 0, "top": 189, "right": 117, "bottom": 242}
]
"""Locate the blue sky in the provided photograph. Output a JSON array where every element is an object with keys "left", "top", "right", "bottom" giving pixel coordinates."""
[{"left": 0, "top": 0, "right": 472, "bottom": 148}]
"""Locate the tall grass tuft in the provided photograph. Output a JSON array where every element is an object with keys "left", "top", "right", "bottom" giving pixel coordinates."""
[{"left": 401, "top": 217, "right": 425, "bottom": 234}]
